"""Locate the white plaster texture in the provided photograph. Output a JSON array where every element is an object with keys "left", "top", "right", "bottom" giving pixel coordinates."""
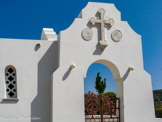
[
  {"left": 41, "top": 28, "right": 57, "bottom": 41},
  {"left": 0, "top": 2, "right": 161, "bottom": 122},
  {"left": 52, "top": 2, "right": 161, "bottom": 122},
  {"left": 0, "top": 37, "right": 59, "bottom": 122}
]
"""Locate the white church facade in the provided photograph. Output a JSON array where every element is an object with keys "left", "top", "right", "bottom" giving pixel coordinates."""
[{"left": 0, "top": 2, "right": 161, "bottom": 122}]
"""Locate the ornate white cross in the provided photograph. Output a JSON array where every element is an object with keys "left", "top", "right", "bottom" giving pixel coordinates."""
[{"left": 90, "top": 8, "right": 114, "bottom": 48}]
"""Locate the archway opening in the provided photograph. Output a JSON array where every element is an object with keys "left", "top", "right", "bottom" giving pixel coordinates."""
[
  {"left": 84, "top": 63, "right": 116, "bottom": 94},
  {"left": 84, "top": 60, "right": 123, "bottom": 122}
]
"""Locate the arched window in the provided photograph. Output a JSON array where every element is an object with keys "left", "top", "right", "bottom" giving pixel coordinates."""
[{"left": 5, "top": 66, "right": 17, "bottom": 98}]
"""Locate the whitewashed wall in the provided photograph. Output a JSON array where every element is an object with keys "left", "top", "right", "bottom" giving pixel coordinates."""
[
  {"left": 52, "top": 2, "right": 161, "bottom": 122},
  {"left": 0, "top": 38, "right": 58, "bottom": 122},
  {"left": 0, "top": 2, "right": 161, "bottom": 122}
]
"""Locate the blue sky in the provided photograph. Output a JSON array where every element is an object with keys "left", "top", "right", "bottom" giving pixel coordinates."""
[
  {"left": 84, "top": 63, "right": 116, "bottom": 93},
  {"left": 0, "top": 0, "right": 161, "bottom": 92}
]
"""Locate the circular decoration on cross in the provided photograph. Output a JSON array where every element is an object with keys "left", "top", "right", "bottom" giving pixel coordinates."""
[
  {"left": 111, "top": 30, "right": 122, "bottom": 42},
  {"left": 81, "top": 28, "right": 93, "bottom": 41}
]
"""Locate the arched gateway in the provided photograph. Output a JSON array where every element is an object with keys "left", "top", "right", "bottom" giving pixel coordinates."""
[
  {"left": 52, "top": 2, "right": 160, "bottom": 122},
  {"left": 84, "top": 60, "right": 122, "bottom": 122},
  {"left": 0, "top": 2, "right": 160, "bottom": 122}
]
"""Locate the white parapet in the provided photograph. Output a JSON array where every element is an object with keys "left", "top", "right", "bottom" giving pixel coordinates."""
[{"left": 41, "top": 28, "right": 57, "bottom": 41}]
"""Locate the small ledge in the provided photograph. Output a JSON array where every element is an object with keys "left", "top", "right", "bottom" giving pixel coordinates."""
[
  {"left": 155, "top": 118, "right": 162, "bottom": 120},
  {"left": 2, "top": 98, "right": 19, "bottom": 103},
  {"left": 115, "top": 78, "right": 123, "bottom": 81}
]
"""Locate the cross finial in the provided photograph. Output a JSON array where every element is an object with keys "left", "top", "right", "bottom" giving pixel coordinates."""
[{"left": 90, "top": 8, "right": 114, "bottom": 48}]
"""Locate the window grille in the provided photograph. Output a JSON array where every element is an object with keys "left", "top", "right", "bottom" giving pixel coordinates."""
[{"left": 5, "top": 66, "right": 17, "bottom": 98}]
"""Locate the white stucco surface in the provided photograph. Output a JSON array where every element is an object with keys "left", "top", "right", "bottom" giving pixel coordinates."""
[
  {"left": 52, "top": 2, "right": 161, "bottom": 122},
  {"left": 0, "top": 38, "right": 58, "bottom": 122},
  {"left": 0, "top": 2, "right": 161, "bottom": 122}
]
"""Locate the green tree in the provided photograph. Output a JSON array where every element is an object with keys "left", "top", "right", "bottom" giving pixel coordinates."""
[
  {"left": 102, "top": 92, "right": 116, "bottom": 97},
  {"left": 95, "top": 72, "right": 107, "bottom": 95},
  {"left": 94, "top": 72, "right": 107, "bottom": 122}
]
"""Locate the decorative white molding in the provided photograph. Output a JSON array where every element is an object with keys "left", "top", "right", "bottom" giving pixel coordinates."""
[
  {"left": 81, "top": 28, "right": 93, "bottom": 41},
  {"left": 128, "top": 67, "right": 134, "bottom": 71},
  {"left": 41, "top": 28, "right": 57, "bottom": 41},
  {"left": 70, "top": 64, "right": 76, "bottom": 69},
  {"left": 90, "top": 8, "right": 114, "bottom": 48},
  {"left": 111, "top": 30, "right": 122, "bottom": 42}
]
